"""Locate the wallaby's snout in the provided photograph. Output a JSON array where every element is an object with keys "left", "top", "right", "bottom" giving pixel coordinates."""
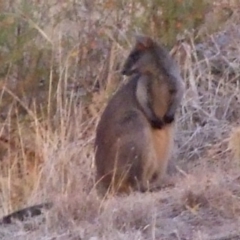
[
  {"left": 121, "top": 39, "right": 147, "bottom": 76},
  {"left": 121, "top": 69, "right": 130, "bottom": 76},
  {"left": 121, "top": 59, "right": 138, "bottom": 76}
]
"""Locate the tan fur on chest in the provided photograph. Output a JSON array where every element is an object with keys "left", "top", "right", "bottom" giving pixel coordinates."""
[
  {"left": 152, "top": 123, "right": 174, "bottom": 166},
  {"left": 152, "top": 81, "right": 171, "bottom": 119}
]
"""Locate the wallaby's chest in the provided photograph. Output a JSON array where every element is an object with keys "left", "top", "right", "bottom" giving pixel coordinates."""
[{"left": 150, "top": 78, "right": 171, "bottom": 117}]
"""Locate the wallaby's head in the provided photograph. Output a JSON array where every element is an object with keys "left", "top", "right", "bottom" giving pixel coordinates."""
[{"left": 121, "top": 35, "right": 164, "bottom": 76}]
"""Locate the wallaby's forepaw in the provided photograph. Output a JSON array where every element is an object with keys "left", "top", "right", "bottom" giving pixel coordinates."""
[
  {"left": 163, "top": 114, "right": 175, "bottom": 124},
  {"left": 150, "top": 119, "right": 164, "bottom": 129}
]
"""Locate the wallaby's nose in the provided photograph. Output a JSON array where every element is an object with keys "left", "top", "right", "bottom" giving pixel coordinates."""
[
  {"left": 121, "top": 68, "right": 136, "bottom": 76},
  {"left": 121, "top": 69, "right": 127, "bottom": 75}
]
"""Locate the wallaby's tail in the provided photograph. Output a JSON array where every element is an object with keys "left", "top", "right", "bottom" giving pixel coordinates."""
[{"left": 0, "top": 202, "right": 53, "bottom": 224}]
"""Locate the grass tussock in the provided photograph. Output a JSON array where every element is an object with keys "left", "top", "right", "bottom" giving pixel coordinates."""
[{"left": 1, "top": 0, "right": 240, "bottom": 239}]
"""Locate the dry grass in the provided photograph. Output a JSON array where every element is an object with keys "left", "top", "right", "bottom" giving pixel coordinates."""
[{"left": 0, "top": 0, "right": 240, "bottom": 239}]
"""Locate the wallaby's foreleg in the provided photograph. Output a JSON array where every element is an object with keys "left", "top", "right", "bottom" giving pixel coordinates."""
[
  {"left": 163, "top": 79, "right": 184, "bottom": 124},
  {"left": 136, "top": 75, "right": 164, "bottom": 129}
]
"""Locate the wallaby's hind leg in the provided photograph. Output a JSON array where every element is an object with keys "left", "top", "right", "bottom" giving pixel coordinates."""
[
  {"left": 95, "top": 129, "right": 148, "bottom": 194},
  {"left": 114, "top": 132, "right": 154, "bottom": 192},
  {"left": 110, "top": 124, "right": 175, "bottom": 193},
  {"left": 95, "top": 121, "right": 175, "bottom": 195}
]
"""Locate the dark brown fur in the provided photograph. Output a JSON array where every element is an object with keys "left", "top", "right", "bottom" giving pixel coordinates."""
[{"left": 95, "top": 35, "right": 184, "bottom": 195}]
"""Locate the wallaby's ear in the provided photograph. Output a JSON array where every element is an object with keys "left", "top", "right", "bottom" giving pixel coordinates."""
[{"left": 135, "top": 35, "right": 154, "bottom": 50}]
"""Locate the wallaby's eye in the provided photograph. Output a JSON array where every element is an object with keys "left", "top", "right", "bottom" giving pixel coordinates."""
[{"left": 129, "top": 50, "right": 141, "bottom": 62}]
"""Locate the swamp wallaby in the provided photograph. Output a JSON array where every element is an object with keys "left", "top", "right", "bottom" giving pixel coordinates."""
[{"left": 95, "top": 35, "right": 184, "bottom": 194}]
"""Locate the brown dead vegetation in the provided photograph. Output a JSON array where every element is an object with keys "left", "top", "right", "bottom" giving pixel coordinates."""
[{"left": 0, "top": 0, "right": 240, "bottom": 239}]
